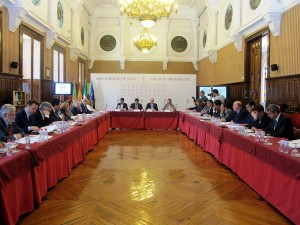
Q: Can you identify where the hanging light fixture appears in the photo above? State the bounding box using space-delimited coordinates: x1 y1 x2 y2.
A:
120 0 178 28
133 28 157 54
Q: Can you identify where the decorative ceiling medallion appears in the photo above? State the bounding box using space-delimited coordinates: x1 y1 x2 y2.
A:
100 35 116 52
250 0 261 10
32 0 41 6
203 30 207 48
57 1 64 27
171 36 187 53
225 4 233 30
81 27 84 46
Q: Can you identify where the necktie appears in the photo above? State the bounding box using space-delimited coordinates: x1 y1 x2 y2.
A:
274 120 278 131
7 124 13 136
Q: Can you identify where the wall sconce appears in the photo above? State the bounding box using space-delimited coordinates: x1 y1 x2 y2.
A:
10 61 18 69
270 64 278 71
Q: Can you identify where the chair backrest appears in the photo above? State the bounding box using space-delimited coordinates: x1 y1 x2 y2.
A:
284 113 300 128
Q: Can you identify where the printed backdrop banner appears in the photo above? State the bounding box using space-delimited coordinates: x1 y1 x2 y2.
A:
90 73 196 111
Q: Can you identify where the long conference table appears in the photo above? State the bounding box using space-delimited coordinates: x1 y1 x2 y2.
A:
1 111 299 225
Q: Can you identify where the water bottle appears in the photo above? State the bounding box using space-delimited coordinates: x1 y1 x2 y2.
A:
39 128 44 142
279 140 284 152
6 139 13 156
25 134 31 149
44 128 48 141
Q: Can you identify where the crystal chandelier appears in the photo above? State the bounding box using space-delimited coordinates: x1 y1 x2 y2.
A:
133 28 158 54
120 0 177 28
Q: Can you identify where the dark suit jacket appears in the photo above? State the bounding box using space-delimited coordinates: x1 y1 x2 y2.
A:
130 103 143 110
116 103 128 110
31 110 52 128
264 114 294 140
50 109 62 123
233 108 248 124
224 109 234 122
252 113 271 130
145 103 158 111
212 109 221 117
15 108 35 133
80 103 92 114
71 106 81 116
202 106 213 115
0 117 25 142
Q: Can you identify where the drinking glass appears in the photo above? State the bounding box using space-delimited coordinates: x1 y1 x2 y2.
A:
254 130 260 141
259 131 265 142
12 139 21 153
291 143 300 157
264 134 273 145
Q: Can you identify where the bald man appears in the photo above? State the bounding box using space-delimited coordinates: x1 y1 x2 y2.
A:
145 98 158 111
232 101 248 124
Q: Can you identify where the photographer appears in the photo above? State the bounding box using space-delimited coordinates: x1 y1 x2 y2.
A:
210 89 225 103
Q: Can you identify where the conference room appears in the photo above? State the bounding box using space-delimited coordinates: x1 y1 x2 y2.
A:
0 0 300 225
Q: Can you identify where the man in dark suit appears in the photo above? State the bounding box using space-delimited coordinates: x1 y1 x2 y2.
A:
31 101 53 128
15 99 40 134
116 98 128 110
130 98 143 110
264 104 294 140
50 98 62 122
212 100 222 117
232 101 248 124
251 104 271 130
202 100 213 116
145 98 158 111
80 98 92 114
0 104 25 142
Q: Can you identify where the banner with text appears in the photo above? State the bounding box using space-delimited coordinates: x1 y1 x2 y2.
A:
90 73 196 111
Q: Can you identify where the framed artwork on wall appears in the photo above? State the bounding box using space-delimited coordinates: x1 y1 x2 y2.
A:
45 67 51 80
13 91 26 106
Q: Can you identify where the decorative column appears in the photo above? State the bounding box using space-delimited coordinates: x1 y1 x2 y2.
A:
46 0 58 49
119 16 126 70
206 0 219 63
191 18 199 71
162 19 169 70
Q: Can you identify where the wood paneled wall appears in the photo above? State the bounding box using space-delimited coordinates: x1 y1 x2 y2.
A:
91 61 196 75
0 73 22 106
270 4 300 77
266 75 300 112
197 43 244 86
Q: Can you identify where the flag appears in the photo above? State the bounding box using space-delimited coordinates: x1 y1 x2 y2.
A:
90 82 94 101
83 82 87 98
72 81 77 101
77 83 83 102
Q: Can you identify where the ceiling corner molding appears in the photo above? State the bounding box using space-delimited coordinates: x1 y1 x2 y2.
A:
88 58 95 70
45 30 57 49
263 12 282 37
70 47 79 61
6 6 28 32
208 50 217 64
232 33 243 52
120 56 125 70
192 61 198 71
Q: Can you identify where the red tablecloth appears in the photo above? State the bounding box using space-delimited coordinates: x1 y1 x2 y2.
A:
110 111 144 129
0 112 110 225
110 111 178 129
179 112 300 224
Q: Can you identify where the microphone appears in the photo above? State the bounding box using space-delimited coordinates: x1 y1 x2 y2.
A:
164 99 166 104
140 98 143 103
187 99 189 104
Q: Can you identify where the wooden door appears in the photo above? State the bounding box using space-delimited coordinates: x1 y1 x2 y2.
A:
249 39 261 104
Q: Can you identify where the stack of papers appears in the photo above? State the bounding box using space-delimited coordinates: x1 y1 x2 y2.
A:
18 135 53 144
288 139 300 148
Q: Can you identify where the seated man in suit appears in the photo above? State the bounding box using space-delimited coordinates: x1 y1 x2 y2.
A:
0 104 25 142
212 100 222 117
251 104 271 130
264 104 294 140
31 101 53 127
50 98 62 122
116 98 128 110
15 99 40 134
80 98 93 114
130 98 143 110
232 101 248 124
145 98 158 111
240 101 255 126
188 99 204 112
220 102 234 122
202 100 213 116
